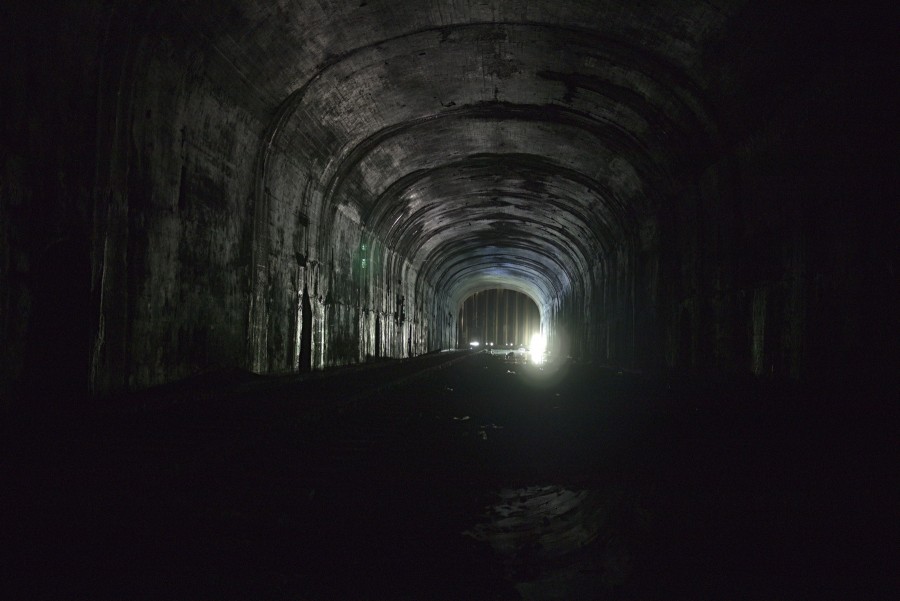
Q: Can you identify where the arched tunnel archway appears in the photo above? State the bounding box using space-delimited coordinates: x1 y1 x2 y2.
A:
1 3 893 599
0 1 890 400
241 20 676 375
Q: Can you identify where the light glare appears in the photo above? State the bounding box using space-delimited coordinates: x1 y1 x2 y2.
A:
530 333 546 364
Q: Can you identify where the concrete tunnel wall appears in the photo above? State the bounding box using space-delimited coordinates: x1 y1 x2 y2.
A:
0 1 893 403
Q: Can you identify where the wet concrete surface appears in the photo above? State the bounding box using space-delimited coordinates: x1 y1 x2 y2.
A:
1 353 893 599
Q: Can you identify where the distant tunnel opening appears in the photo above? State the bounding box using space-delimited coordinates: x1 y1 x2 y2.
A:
457 289 540 349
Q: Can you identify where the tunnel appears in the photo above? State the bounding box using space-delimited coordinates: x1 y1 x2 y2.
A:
0 1 894 599
1 1 894 396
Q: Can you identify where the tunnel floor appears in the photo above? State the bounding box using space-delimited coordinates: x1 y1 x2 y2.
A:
2 353 891 600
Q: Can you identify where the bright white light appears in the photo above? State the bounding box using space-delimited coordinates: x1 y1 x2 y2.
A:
530 333 546 365
469 341 480 347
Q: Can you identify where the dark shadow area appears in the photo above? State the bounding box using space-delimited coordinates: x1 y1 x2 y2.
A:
1 353 892 599
19 238 92 409
299 285 313 372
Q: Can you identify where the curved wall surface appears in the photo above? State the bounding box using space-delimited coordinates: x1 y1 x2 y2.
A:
0 1 892 400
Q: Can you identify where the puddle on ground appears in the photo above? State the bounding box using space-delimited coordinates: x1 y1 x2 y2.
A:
464 485 606 559
464 485 630 599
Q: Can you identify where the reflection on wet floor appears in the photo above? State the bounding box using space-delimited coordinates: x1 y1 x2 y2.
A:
465 485 638 599
465 486 604 560
2 352 888 600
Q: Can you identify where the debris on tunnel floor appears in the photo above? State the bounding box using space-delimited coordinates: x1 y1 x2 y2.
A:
1 353 892 599
2 1 895 598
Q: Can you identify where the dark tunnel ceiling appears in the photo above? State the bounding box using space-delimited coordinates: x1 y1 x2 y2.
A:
175 0 744 308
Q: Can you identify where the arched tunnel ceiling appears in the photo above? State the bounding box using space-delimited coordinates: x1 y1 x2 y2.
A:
177 0 746 310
